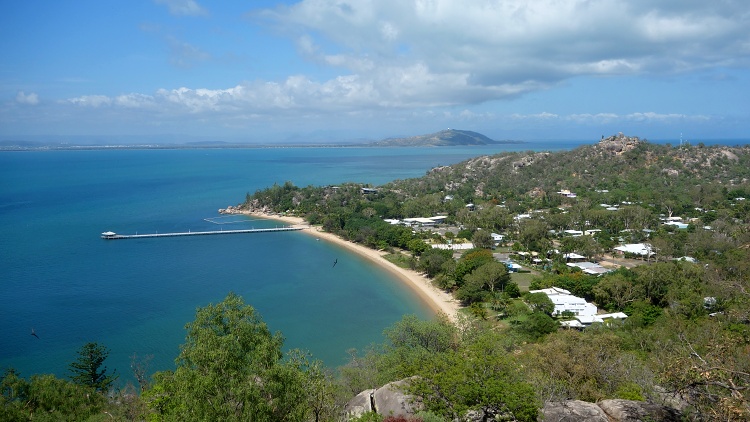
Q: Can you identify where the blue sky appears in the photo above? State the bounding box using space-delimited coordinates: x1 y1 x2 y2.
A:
2 0 749 143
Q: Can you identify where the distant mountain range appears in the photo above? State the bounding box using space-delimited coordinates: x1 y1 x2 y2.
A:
370 129 520 147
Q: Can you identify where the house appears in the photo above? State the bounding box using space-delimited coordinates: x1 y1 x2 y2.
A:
563 229 583 237
529 287 598 317
490 233 504 245
431 242 474 250
563 252 586 261
403 217 436 227
563 312 628 328
505 262 523 272
558 189 577 198
613 243 654 257
567 261 610 275
429 215 447 224
361 187 378 194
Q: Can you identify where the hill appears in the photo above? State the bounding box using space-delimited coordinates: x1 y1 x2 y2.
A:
370 129 514 146
387 133 750 204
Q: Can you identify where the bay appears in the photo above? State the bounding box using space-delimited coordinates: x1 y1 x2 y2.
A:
0 144 553 386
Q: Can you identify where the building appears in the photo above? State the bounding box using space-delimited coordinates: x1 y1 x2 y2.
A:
613 243 654 257
529 287 598 317
567 261 610 275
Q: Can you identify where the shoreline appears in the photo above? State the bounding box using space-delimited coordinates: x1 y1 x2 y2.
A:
238 210 461 324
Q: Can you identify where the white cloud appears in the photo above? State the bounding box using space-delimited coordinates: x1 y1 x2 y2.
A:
15 91 39 105
66 95 112 107
154 0 207 17
258 0 750 107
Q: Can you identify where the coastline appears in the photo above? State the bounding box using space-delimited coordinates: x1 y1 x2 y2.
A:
240 211 461 324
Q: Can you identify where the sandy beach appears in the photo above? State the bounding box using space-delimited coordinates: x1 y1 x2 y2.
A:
240 211 461 324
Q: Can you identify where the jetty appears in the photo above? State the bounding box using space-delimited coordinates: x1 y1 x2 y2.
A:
101 227 302 240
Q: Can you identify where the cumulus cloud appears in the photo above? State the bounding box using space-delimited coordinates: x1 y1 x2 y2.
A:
257 0 749 107
15 91 39 105
154 0 207 16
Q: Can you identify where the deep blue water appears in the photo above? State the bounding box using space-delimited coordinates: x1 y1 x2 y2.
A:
1 144 568 387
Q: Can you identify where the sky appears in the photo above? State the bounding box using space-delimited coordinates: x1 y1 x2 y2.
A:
1 0 749 144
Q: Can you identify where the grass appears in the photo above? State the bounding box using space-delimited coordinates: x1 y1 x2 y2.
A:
383 252 414 269
511 271 538 292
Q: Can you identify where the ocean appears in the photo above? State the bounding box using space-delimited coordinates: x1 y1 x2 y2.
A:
3 138 748 387
2 143 580 387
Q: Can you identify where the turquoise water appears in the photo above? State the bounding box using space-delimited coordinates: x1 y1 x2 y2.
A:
1 145 556 386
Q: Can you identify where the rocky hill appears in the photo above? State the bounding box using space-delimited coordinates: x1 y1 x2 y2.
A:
385 133 750 203
371 129 512 146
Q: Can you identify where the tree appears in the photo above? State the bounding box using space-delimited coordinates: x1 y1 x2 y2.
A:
517 312 559 340
410 331 539 421
471 229 494 249
68 342 118 393
2 370 106 420
472 261 511 294
457 261 512 305
525 292 555 315
146 292 309 421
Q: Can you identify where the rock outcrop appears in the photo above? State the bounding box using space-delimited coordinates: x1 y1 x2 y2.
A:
343 378 422 420
596 132 642 156
540 399 683 422
344 379 684 421
540 400 610 421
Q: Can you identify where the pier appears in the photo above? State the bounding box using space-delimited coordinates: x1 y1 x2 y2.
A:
101 226 302 240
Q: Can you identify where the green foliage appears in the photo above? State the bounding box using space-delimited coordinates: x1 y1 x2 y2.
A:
454 249 494 285
384 314 457 354
145 292 310 421
529 270 599 301
521 330 652 402
516 312 558 340
349 412 383 422
1 370 106 421
68 342 118 393
471 229 494 249
525 292 555 315
410 330 539 421
417 248 453 278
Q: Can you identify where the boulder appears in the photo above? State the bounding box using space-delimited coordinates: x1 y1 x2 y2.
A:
539 400 609 421
342 389 375 420
372 378 423 418
598 399 683 422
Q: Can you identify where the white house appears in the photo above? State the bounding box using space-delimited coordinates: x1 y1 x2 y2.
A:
567 261 610 275
613 243 654 257
567 312 628 327
403 217 437 227
530 287 598 317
